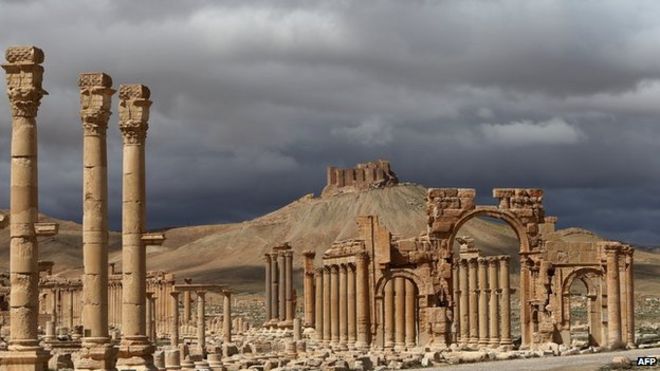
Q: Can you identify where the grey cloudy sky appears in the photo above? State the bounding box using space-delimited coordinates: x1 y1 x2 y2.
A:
1 0 660 245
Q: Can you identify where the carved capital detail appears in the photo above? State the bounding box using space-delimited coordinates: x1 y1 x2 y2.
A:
79 73 115 136
3 46 47 118
118 84 151 145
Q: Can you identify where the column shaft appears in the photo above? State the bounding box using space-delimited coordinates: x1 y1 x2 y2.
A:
278 253 286 322
223 292 232 343
347 264 356 347
323 267 331 343
285 251 293 323
355 254 370 349
3 46 47 356
315 270 324 341
270 255 278 321
197 292 206 356
459 259 469 344
384 279 394 349
170 292 179 346
606 246 623 349
488 259 500 347
625 251 635 347
79 72 114 344
468 258 478 346
264 254 272 325
405 279 416 347
478 258 489 346
183 291 191 325
339 265 348 348
499 257 512 347
394 277 405 348
330 265 339 345
303 251 316 327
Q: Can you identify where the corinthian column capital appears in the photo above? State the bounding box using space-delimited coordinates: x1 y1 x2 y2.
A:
3 46 47 118
118 84 151 144
79 72 115 135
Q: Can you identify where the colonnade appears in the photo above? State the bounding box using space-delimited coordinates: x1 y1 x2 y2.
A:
313 253 371 349
39 286 83 330
453 256 512 348
264 244 294 327
381 277 418 350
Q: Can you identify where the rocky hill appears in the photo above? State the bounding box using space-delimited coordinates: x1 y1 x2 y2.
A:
1 184 659 295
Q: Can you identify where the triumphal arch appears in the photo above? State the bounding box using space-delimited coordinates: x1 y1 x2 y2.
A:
301 182 635 350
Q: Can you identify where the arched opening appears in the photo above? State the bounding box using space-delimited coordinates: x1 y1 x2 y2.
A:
379 275 419 350
449 212 524 348
568 278 589 346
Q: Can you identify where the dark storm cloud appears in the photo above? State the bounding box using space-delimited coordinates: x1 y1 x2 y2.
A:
1 0 660 244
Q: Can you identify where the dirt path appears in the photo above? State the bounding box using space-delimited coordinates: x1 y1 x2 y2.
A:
423 347 659 371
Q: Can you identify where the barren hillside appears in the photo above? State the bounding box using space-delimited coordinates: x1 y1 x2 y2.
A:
1 184 659 296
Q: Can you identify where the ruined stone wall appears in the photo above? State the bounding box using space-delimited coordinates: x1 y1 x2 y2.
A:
321 160 398 197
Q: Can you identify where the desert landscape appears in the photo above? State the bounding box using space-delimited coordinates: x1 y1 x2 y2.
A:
2 2 660 370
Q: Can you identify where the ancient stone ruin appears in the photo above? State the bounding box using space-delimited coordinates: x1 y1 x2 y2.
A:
321 160 398 197
0 45 642 371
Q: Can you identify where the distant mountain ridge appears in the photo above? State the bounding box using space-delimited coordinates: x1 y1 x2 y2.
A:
1 184 659 295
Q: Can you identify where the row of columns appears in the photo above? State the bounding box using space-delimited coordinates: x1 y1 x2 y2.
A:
313 253 371 349
382 277 417 349
264 247 294 327
453 256 512 348
40 287 82 330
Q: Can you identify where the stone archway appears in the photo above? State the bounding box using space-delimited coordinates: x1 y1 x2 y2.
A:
375 272 421 349
559 267 604 346
426 188 545 348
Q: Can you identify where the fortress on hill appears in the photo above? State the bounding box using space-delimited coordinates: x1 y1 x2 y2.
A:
322 160 399 197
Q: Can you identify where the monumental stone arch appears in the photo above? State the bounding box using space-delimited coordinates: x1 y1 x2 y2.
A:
427 187 545 348
374 269 423 349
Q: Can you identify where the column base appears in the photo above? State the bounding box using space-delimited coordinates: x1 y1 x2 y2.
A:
0 348 51 371
74 340 118 371
116 336 156 371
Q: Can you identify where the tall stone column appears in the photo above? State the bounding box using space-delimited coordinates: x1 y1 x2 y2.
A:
330 265 339 346
314 269 324 340
394 277 405 349
488 258 500 347
285 251 294 325
322 267 331 343
384 279 395 349
404 279 416 347
458 259 469 345
116 84 155 370
264 253 272 326
0 46 50 371
498 256 512 348
519 256 531 348
625 249 635 347
468 257 479 347
302 251 316 327
170 291 179 347
605 245 623 349
223 291 232 344
270 254 279 323
196 291 206 357
452 260 460 344
278 253 286 323
347 264 356 348
355 253 370 349
76 72 117 371
338 264 348 349
478 258 489 346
